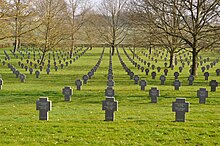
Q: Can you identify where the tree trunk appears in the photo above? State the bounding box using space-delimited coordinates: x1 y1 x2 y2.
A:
40 50 46 65
70 48 73 58
13 39 18 52
89 45 93 50
169 52 174 68
149 45 152 54
70 35 75 58
111 45 115 55
133 47 135 59
191 48 198 76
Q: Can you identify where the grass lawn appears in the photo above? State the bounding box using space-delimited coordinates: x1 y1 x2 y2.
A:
0 47 219 145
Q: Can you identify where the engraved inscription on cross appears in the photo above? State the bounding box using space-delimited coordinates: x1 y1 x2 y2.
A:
102 97 118 121
172 98 189 122
36 97 52 120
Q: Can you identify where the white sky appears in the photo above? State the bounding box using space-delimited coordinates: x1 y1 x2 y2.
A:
91 0 102 4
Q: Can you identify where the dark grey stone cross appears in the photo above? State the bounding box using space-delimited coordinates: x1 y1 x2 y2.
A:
36 97 52 120
172 98 189 122
62 86 73 101
102 97 118 121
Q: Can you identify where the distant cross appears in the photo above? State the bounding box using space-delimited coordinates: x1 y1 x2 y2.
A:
105 87 115 97
197 88 208 104
173 80 181 90
75 79 82 90
139 80 147 90
62 86 73 101
149 87 160 103
160 75 166 85
209 80 218 92
188 75 194 85
82 75 89 84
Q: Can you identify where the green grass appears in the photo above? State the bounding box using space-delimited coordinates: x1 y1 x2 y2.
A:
0 47 220 145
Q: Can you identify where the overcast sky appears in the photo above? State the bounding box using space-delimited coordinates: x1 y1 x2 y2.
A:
91 0 102 4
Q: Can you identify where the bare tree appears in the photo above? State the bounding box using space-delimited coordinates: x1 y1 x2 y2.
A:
10 0 41 52
0 0 11 41
97 0 128 55
66 0 92 58
133 0 220 75
35 0 67 64
131 0 184 67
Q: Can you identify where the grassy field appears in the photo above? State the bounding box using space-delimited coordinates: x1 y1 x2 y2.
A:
0 47 220 146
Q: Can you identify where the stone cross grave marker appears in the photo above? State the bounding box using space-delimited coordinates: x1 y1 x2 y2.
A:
20 74 26 82
206 65 210 70
36 97 52 120
145 69 149 75
29 68 33 74
151 72 156 79
129 71 134 79
160 75 166 85
151 65 155 70
197 88 208 104
188 75 194 85
164 62 168 67
62 86 73 101
60 64 64 69
173 80 181 90
15 70 20 78
149 87 160 103
0 78 3 90
39 66 43 71
139 66 143 72
24 65 28 71
75 79 82 90
12 67 16 74
157 67 161 72
82 75 89 84
46 68 50 75
179 66 183 73
174 72 179 80
204 72 209 80
88 71 94 79
171 65 174 70
209 80 218 92
108 74 114 80
200 61 203 66
2 61 5 66
34 63 37 69
105 87 115 97
35 70 40 78
139 80 147 91
102 97 118 121
172 98 189 122
164 69 168 76
55 66 58 71
216 69 220 76
107 80 114 87
134 75 139 84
